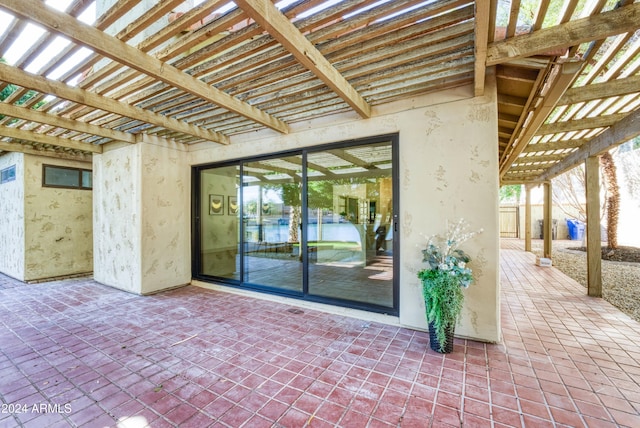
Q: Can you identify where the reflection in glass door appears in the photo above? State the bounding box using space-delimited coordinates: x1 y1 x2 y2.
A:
242 156 303 292
199 165 240 280
306 142 395 309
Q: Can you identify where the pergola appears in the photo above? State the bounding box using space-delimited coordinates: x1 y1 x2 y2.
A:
1 0 639 295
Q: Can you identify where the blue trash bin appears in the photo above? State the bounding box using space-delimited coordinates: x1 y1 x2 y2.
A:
566 219 585 240
576 221 585 240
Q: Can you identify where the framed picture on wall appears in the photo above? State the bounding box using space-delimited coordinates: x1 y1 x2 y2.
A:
209 194 223 215
228 196 238 215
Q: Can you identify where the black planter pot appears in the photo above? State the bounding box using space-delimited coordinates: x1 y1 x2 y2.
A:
428 321 455 353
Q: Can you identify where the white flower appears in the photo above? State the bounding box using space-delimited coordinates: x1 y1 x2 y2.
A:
438 263 450 271
458 261 466 269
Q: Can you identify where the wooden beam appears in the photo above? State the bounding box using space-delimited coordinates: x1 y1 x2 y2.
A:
522 138 588 152
558 75 640 105
524 184 532 252
508 163 553 172
538 109 640 180
513 153 568 164
0 126 102 153
543 181 552 259
137 0 229 52
95 0 143 30
0 63 229 145
474 0 490 96
585 155 602 297
234 0 371 119
500 61 583 177
0 103 136 144
535 112 627 136
2 0 289 135
0 140 92 160
486 3 640 66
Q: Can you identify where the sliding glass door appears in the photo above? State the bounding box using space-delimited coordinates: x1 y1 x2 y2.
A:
306 142 394 308
242 156 303 292
198 165 240 280
193 135 398 315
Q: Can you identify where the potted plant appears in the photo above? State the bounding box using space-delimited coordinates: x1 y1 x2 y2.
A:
417 219 482 353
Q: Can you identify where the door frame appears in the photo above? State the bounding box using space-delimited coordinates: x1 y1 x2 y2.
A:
192 134 400 315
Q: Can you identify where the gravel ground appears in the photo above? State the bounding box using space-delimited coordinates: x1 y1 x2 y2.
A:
531 241 640 323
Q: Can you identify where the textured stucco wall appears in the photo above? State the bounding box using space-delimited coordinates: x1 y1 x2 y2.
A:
23 156 93 281
93 138 191 294
139 138 191 294
0 152 25 280
93 142 141 293
395 83 500 342
188 78 500 343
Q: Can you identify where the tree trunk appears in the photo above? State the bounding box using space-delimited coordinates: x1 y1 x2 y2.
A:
600 151 619 249
288 205 301 243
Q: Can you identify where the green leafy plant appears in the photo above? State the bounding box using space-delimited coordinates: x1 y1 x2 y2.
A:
417 219 482 352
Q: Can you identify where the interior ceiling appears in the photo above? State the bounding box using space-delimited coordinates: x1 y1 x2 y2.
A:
0 0 639 185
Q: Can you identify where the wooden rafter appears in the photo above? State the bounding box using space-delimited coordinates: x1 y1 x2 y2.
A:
0 103 136 144
486 3 640 66
499 61 583 177
1 0 289 136
558 75 640 106
234 0 371 119
0 140 92 160
474 0 490 96
0 63 229 145
535 112 628 136
538 109 640 180
0 126 102 153
522 138 589 153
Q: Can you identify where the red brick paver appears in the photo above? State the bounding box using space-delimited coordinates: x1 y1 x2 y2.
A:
1 240 639 427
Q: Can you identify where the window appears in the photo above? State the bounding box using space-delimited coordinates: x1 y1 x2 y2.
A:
0 165 16 184
43 165 92 189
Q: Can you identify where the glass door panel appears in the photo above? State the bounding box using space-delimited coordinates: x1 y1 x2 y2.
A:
306 142 394 308
199 165 240 280
242 156 303 292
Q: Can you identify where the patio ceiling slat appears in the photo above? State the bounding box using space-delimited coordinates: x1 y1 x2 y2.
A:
486 3 640 66
235 0 371 119
0 124 102 153
0 0 637 179
0 102 135 144
539 109 640 180
559 76 640 106
0 62 229 144
2 0 291 139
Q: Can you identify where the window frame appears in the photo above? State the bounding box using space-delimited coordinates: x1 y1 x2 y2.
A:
42 164 92 190
0 165 16 184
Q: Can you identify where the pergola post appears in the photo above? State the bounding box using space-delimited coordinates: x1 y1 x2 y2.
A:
543 181 552 259
524 184 532 252
585 156 602 297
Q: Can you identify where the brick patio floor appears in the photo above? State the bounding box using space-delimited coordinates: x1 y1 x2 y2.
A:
1 240 639 427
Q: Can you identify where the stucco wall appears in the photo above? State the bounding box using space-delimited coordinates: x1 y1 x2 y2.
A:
93 142 141 293
188 78 500 343
90 78 500 343
93 138 191 294
397 89 500 342
23 155 93 281
0 152 25 280
138 138 191 294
